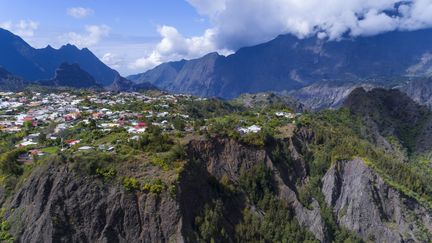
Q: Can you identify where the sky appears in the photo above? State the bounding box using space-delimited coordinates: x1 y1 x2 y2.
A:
1 0 432 75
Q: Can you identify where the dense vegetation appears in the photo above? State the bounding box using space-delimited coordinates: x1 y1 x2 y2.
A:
299 109 432 208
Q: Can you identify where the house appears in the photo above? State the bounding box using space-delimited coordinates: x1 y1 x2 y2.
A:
127 121 147 134
129 135 140 141
238 125 262 134
25 133 40 142
127 126 146 134
134 122 147 129
78 146 93 151
28 149 45 156
98 144 115 151
100 123 120 128
2 126 21 133
65 139 80 146
92 112 104 119
55 123 69 133
275 112 296 119
64 112 80 121
15 140 37 147
157 112 169 118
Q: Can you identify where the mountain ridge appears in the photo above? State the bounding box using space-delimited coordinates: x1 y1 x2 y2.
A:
0 28 119 86
129 29 432 99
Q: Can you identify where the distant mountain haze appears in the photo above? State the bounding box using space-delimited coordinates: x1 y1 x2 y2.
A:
129 29 432 99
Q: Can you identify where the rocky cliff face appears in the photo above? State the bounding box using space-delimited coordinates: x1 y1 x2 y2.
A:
399 78 432 110
291 82 378 110
290 78 432 111
323 159 432 242
2 129 431 242
4 163 183 243
185 135 326 241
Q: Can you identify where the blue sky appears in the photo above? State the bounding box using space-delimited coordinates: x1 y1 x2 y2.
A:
0 0 209 37
1 0 432 75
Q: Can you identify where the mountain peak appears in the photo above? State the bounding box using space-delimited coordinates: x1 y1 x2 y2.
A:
59 44 80 51
0 31 120 86
36 62 99 88
44 44 55 50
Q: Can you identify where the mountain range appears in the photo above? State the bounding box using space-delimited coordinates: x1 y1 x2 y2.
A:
2 26 432 108
129 29 432 99
0 28 119 86
0 28 157 92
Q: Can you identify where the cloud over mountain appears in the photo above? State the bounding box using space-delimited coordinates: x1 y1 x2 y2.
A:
131 0 432 72
61 25 110 47
0 20 38 37
129 25 231 70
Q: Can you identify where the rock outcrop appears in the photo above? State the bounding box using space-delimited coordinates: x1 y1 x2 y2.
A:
399 78 432 110
37 63 100 88
322 159 432 243
5 163 183 243
187 135 327 242
291 82 378 110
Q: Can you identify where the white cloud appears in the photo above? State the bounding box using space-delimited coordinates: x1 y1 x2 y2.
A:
67 7 94 19
101 52 123 69
131 0 432 72
129 25 231 70
61 25 110 47
0 20 39 37
130 52 163 71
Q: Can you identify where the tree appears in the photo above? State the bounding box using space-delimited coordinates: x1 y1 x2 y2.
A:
38 132 47 145
172 117 186 131
23 121 33 132
0 148 25 176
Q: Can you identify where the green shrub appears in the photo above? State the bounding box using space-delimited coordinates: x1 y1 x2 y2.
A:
142 179 166 194
95 167 116 180
0 208 13 242
151 156 169 171
0 148 27 176
123 177 140 191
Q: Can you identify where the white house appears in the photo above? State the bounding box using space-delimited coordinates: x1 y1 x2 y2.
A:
238 125 262 134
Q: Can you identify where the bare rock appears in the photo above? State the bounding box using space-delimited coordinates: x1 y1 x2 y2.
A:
322 159 432 243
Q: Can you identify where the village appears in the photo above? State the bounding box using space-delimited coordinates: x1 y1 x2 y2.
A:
0 90 300 164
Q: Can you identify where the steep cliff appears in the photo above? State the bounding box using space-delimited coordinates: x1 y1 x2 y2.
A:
323 159 432 242
3 163 183 243
2 127 430 242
